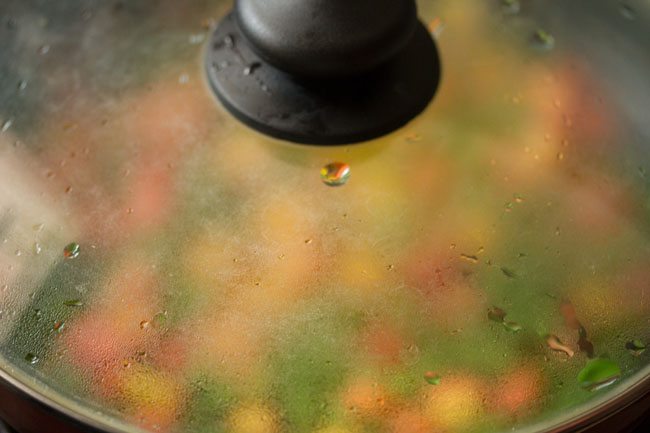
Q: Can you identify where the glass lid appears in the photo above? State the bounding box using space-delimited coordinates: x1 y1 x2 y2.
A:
1 1 649 432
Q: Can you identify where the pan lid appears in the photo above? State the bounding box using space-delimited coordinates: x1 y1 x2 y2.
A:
0 1 649 433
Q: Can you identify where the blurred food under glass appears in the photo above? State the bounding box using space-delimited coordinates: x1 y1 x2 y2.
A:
0 0 649 432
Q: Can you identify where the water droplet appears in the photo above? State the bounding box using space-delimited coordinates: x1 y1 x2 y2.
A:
17 80 27 91
38 44 50 55
25 353 39 364
14 249 22 257
54 321 65 332
1 119 13 132
488 307 507 323
321 162 351 187
424 371 442 385
400 344 420 366
33 243 42 255
152 311 168 329
620 3 637 20
532 29 555 52
428 18 445 38
216 34 235 50
386 264 394 271
501 0 520 14
178 73 190 84
503 321 523 333
578 326 595 358
514 194 525 203
63 299 83 307
504 202 514 212
140 320 151 330
304 239 313 244
460 253 479 264
488 307 522 332
63 242 80 259
214 60 230 72
405 133 422 142
557 152 565 161
201 18 217 31
501 267 517 279
626 340 646 356
546 334 575 357
243 62 262 76
189 33 205 44
577 358 621 391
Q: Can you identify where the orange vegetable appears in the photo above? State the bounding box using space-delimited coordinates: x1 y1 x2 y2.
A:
389 409 437 433
342 377 390 417
489 365 545 416
63 261 162 388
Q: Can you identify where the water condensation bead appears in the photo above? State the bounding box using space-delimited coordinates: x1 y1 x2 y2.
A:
620 3 637 20
488 307 507 323
460 253 479 263
53 321 65 333
532 29 556 52
25 353 39 365
577 358 621 391
626 340 646 356
546 335 575 357
501 267 517 279
63 242 80 259
320 162 351 187
63 299 83 307
424 371 442 385
501 0 521 14
1 119 12 133
503 321 523 333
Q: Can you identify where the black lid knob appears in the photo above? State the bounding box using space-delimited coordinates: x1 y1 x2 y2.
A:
236 0 418 79
205 0 441 144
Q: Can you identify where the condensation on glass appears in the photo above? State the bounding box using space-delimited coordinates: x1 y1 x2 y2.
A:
0 1 649 433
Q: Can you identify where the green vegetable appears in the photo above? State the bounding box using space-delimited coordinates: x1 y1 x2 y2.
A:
578 358 621 391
